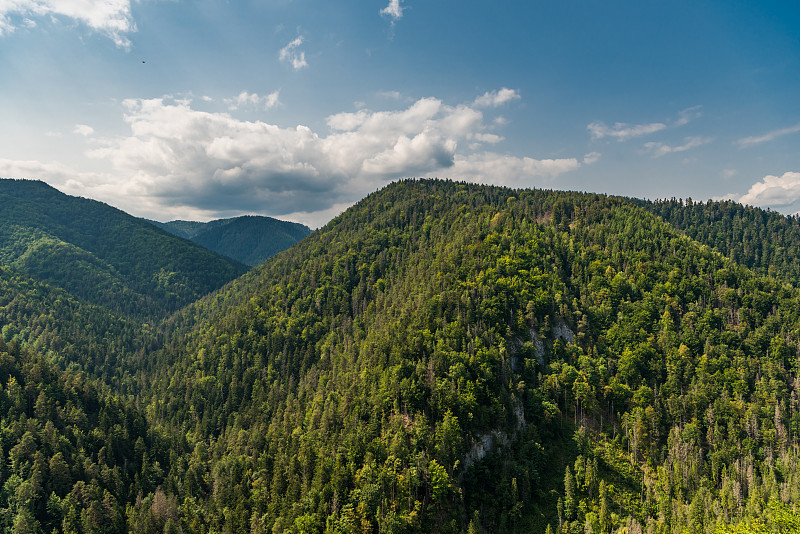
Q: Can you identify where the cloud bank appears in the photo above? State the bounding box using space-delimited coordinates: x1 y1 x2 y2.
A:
68 91 580 223
736 172 800 208
0 0 136 48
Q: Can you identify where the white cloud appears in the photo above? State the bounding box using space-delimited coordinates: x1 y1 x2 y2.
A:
380 0 404 20
225 90 280 111
0 157 78 182
279 36 308 70
474 88 520 108
75 91 580 224
588 107 702 142
471 133 503 144
0 0 137 48
439 153 580 186
736 122 800 148
583 152 601 165
736 172 800 208
643 136 713 158
73 124 94 136
587 121 667 141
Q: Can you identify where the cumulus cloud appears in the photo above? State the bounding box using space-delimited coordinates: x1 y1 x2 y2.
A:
587 121 667 142
225 91 280 111
0 158 79 182
736 122 800 148
279 36 308 70
380 0 404 20
77 91 579 223
432 153 580 187
73 124 94 136
643 136 713 158
0 0 136 48
474 88 520 108
736 172 800 208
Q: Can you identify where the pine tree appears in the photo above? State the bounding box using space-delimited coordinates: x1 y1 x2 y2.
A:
564 466 576 521
599 480 610 533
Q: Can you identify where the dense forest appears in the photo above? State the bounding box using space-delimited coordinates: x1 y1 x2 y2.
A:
0 179 247 320
3 178 800 532
640 198 800 286
152 216 311 267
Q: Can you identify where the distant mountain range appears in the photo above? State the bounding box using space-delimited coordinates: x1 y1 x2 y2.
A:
151 215 311 266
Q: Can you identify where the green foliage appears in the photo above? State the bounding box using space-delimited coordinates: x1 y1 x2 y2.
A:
132 180 800 532
0 340 169 533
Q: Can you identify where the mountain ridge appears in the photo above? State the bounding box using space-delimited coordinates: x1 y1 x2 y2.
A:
0 178 248 320
151 215 311 266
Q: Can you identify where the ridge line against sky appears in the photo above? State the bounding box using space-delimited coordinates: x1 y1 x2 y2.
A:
0 0 798 227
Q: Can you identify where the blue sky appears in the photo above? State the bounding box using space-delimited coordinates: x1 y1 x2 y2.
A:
0 0 798 227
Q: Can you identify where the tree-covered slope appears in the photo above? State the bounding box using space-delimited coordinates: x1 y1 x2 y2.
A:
640 198 800 286
0 339 176 534
0 265 159 389
153 215 311 266
0 179 248 319
133 179 800 533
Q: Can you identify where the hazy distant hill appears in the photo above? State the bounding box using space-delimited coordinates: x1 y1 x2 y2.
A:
0 179 247 319
152 215 311 266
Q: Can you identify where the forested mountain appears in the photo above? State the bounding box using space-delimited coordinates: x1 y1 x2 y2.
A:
640 198 800 286
0 179 247 319
3 178 800 533
131 180 800 533
152 216 311 266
